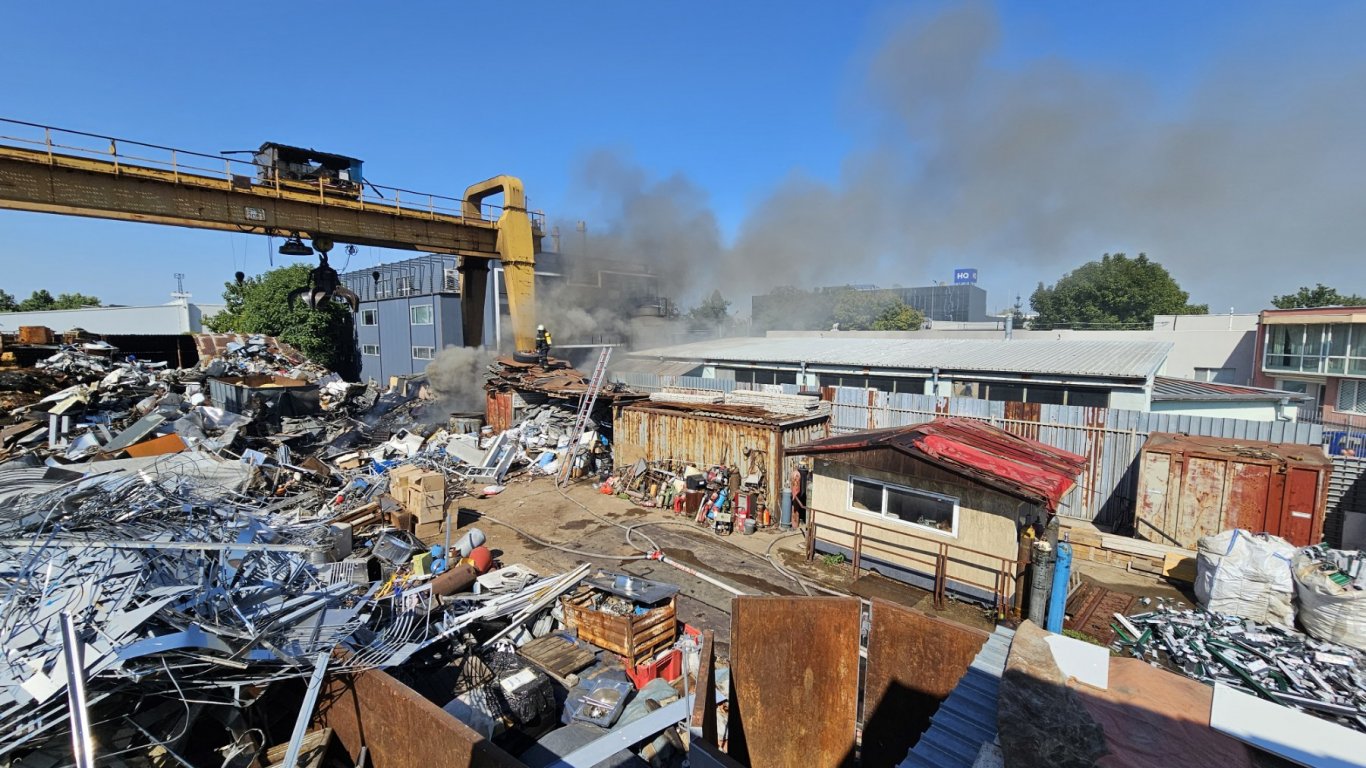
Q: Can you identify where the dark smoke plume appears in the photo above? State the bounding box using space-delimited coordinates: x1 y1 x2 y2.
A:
560 2 1366 317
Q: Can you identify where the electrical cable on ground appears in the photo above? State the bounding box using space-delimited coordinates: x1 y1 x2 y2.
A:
477 479 849 599
474 512 651 562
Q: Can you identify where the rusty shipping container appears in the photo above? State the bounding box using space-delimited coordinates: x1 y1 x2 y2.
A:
1135 432 1333 548
612 403 829 510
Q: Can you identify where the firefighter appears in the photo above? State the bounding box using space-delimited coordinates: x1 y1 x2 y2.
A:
535 324 552 367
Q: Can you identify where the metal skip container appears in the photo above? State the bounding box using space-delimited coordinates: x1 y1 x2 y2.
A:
1134 432 1333 549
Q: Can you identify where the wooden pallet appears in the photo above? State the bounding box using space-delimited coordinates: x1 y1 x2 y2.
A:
518 633 596 678
1064 580 1138 645
561 588 677 666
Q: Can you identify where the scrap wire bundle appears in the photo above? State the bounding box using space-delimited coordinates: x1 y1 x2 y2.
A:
0 469 433 759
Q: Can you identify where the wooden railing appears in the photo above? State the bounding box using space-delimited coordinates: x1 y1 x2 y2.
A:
806 508 1024 617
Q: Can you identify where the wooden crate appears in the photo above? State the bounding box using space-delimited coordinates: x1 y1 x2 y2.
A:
560 587 677 665
17 326 53 345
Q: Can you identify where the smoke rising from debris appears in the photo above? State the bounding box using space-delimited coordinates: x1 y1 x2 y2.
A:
564 3 1366 315
555 150 724 301
425 347 499 413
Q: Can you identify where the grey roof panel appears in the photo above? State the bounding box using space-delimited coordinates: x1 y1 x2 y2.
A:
629 337 1172 380
1152 376 1314 402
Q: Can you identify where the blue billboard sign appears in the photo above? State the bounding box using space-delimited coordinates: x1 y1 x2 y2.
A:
953 268 978 285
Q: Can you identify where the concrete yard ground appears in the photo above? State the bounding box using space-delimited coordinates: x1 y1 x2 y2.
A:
420 475 1000 654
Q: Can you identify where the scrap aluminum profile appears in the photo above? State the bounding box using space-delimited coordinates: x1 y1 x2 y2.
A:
0 475 434 759
1120 607 1366 732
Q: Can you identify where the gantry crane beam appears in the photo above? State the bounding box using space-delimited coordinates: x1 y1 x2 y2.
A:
0 140 539 351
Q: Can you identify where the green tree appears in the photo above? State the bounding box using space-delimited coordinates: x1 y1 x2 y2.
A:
206 264 358 377
1271 283 1366 309
0 289 100 311
687 290 733 330
17 290 56 311
832 290 924 331
52 293 102 309
1030 253 1207 329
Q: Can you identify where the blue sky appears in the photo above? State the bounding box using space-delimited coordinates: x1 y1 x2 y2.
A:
2 1 1362 314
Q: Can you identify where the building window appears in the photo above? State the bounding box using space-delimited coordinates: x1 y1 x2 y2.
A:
410 305 433 325
361 344 380 356
1339 380 1366 415
412 346 435 360
359 309 377 326
396 275 414 296
1265 323 1366 376
848 475 958 536
1195 367 1236 383
443 267 459 293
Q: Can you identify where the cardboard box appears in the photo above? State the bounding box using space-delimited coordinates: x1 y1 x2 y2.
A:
388 510 415 533
412 471 445 494
388 464 423 492
415 519 445 541
405 487 445 524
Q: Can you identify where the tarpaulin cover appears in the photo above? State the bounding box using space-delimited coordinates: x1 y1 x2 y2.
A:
789 417 1086 511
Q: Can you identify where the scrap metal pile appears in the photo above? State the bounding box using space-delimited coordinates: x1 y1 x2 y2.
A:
0 467 412 759
0 335 708 766
1117 607 1366 731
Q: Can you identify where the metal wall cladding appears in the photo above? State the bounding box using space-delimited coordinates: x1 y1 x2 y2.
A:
613 405 828 506
1134 434 1332 548
602 380 1329 532
826 387 1324 531
485 391 514 433
610 371 739 394
1327 456 1366 546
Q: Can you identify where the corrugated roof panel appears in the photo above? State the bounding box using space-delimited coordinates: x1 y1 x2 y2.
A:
629 337 1171 380
1152 376 1313 402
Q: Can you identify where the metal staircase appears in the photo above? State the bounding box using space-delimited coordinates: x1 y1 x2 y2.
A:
897 624 1014 768
556 347 612 485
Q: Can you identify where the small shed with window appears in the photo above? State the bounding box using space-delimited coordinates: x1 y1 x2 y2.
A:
789 418 1086 604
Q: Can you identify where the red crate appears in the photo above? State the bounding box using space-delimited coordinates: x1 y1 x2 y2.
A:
625 648 683 689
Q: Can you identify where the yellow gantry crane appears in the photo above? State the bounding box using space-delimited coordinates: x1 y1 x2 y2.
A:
0 118 541 353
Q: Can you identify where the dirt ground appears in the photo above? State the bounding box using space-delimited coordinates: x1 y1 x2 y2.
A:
1074 559 1197 609
421 475 1011 650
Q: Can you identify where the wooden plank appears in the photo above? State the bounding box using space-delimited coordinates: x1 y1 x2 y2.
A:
1163 552 1199 583
265 727 332 767
1099 533 1193 559
729 596 861 768
518 634 595 677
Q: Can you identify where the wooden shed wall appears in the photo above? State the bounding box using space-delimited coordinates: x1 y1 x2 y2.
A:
809 450 1032 594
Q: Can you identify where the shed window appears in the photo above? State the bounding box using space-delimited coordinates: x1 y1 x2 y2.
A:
410 305 433 325
848 475 959 537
